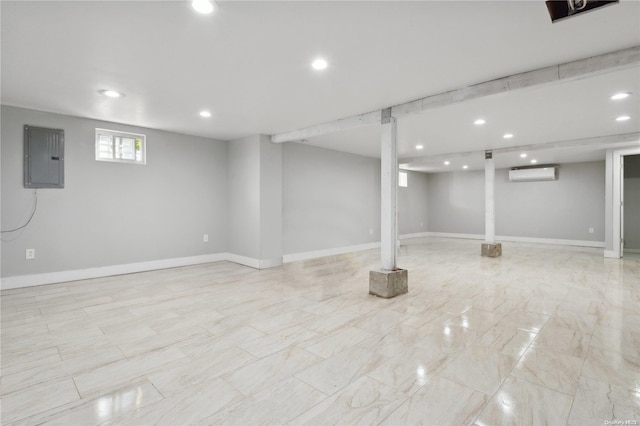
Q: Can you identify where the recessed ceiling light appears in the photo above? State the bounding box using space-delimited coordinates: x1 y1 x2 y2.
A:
311 58 328 70
503 133 514 139
416 145 424 150
444 161 450 166
192 0 215 14
462 165 468 169
530 159 537 164
199 111 212 118
474 119 486 125
616 115 631 122
520 153 527 158
99 89 124 98
611 92 631 100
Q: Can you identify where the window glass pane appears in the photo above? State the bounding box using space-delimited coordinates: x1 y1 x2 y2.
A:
98 135 113 159
399 171 408 187
120 137 136 160
135 139 143 162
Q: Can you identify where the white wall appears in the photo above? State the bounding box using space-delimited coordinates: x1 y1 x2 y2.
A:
399 170 429 235
259 135 283 261
1 106 228 278
226 134 283 264
427 161 606 242
624 154 640 250
282 143 381 255
282 143 429 255
227 135 261 259
495 161 605 241
427 170 484 235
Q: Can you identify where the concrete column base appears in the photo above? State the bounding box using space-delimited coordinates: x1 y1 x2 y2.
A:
481 242 502 258
369 269 408 298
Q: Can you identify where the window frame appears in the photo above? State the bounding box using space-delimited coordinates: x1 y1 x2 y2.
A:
95 128 146 165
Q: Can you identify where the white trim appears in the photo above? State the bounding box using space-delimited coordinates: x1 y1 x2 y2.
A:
427 232 484 240
414 232 605 248
611 146 640 259
604 250 618 258
496 235 604 248
225 253 261 269
1 233 611 290
1 252 286 290
624 249 640 254
283 242 381 263
1 253 227 290
259 258 283 269
399 232 430 240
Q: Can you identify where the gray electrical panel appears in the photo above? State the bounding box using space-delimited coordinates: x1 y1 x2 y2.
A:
24 125 65 189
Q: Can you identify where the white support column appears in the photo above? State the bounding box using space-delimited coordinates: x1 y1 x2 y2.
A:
369 108 407 298
481 150 501 257
485 151 495 244
380 109 397 270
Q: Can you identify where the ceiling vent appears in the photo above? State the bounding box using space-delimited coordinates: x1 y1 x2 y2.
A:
509 166 558 182
546 0 618 23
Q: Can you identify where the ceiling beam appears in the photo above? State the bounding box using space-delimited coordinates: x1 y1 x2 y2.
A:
271 46 640 143
399 132 640 166
270 110 381 143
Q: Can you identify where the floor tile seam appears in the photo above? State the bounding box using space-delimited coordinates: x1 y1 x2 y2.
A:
509 372 578 399
367 380 417 426
301 337 369 360
466 363 521 426
1 359 91 396
563 330 596 425
73 371 155 401
584 341 640 367
72 345 188 381
0 352 64 375
1 381 79 426
59 354 131 382
282 376 358 425
432 371 494 401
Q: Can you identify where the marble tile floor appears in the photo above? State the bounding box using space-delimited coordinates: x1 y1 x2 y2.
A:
1 237 639 425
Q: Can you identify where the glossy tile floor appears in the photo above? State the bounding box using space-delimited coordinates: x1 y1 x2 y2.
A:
2 237 639 425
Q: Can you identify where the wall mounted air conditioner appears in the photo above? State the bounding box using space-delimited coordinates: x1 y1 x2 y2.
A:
509 166 558 182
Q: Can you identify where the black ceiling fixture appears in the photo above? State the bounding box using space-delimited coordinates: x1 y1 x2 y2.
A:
546 0 619 23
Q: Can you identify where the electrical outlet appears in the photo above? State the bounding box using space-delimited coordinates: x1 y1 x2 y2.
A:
420 222 424 228
203 234 209 242
369 228 374 236
26 249 35 260
588 227 594 234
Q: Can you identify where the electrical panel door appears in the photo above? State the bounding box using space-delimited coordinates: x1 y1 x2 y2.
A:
24 125 65 188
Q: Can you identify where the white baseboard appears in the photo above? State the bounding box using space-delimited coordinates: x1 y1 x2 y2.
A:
225 253 283 269
426 232 484 240
421 232 605 248
283 242 381 263
1 252 286 290
624 248 640 254
1 233 610 290
399 232 430 240
495 235 605 248
604 250 619 258
259 257 284 269
1 253 227 290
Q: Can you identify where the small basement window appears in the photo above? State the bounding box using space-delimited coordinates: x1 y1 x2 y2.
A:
95 128 146 164
399 171 408 187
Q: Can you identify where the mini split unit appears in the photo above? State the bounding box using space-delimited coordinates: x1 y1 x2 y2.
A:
509 166 558 182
